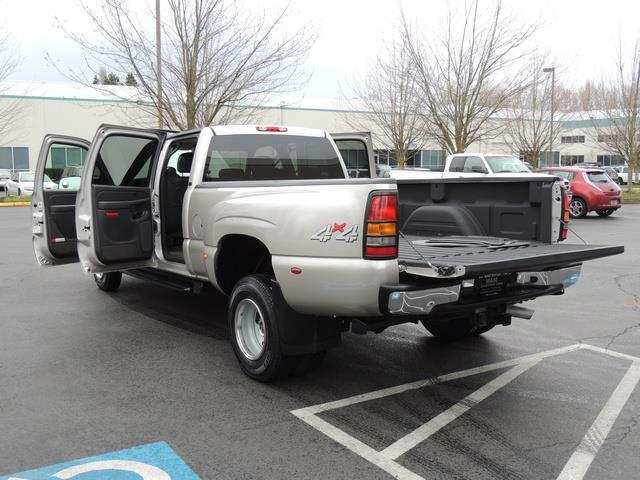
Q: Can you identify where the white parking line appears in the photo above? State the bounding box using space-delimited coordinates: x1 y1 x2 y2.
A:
291 344 640 480
380 358 541 460
557 361 640 480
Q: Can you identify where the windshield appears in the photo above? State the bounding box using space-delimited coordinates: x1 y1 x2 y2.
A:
20 172 35 182
485 156 529 173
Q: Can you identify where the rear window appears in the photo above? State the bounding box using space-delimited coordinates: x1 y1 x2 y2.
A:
544 170 574 180
586 171 610 183
203 134 345 182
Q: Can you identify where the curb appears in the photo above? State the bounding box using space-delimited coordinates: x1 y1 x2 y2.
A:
0 202 31 207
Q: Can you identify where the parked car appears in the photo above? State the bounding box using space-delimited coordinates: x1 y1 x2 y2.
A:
538 167 622 218
5 171 57 196
0 169 11 192
613 166 639 185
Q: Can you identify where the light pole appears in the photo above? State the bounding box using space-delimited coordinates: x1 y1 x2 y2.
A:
156 0 163 129
543 67 555 166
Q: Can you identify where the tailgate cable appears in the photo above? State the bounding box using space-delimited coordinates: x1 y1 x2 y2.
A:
398 231 459 277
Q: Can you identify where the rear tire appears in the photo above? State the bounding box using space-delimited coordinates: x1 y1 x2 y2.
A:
228 275 298 382
596 209 615 217
93 272 122 292
569 197 588 218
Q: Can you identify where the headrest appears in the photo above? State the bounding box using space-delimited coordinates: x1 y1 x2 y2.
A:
177 152 194 173
219 168 245 180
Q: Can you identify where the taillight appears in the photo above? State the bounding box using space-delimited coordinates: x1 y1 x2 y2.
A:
256 126 288 132
560 189 570 241
364 192 398 259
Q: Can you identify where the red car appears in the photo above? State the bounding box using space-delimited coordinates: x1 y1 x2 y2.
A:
538 167 622 218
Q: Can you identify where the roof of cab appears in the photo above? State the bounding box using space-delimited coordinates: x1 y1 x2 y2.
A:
211 125 327 137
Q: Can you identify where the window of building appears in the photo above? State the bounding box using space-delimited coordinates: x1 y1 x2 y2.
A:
596 154 625 166
0 147 29 171
597 134 617 143
49 146 88 169
420 150 445 170
560 136 585 144
560 155 584 165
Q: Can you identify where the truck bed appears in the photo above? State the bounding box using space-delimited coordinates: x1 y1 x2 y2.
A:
398 234 624 278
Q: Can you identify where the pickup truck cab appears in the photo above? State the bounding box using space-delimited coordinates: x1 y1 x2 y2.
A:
390 153 530 179
31 125 623 381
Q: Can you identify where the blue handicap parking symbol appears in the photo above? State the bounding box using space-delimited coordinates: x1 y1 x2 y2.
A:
0 442 201 480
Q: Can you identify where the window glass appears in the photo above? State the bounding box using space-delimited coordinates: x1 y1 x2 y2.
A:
203 134 344 182
449 157 465 172
93 135 158 186
45 143 89 188
545 170 574 180
13 147 29 170
0 147 11 169
20 172 35 182
485 155 529 173
165 138 197 178
463 156 486 173
587 171 609 183
334 139 369 178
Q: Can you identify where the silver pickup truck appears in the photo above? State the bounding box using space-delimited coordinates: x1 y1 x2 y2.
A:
31 125 623 381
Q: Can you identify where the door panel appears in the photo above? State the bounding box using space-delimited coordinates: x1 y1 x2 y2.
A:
93 186 153 264
32 135 90 266
330 132 376 178
75 125 165 273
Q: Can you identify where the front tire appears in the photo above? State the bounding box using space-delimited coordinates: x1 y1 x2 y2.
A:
596 209 615 217
569 197 588 218
93 272 122 292
228 275 297 382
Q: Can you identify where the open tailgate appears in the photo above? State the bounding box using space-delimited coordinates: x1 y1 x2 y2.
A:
398 235 624 278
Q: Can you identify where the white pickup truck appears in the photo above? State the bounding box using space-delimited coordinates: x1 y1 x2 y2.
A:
31 125 623 381
390 153 531 179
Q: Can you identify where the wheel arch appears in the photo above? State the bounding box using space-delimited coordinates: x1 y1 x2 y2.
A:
215 234 274 295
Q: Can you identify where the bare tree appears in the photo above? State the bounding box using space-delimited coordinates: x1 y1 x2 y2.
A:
502 56 561 167
57 0 314 129
590 38 640 192
343 40 426 169
402 0 538 153
0 22 21 142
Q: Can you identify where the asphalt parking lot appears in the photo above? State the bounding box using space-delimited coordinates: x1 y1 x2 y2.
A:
1 205 639 480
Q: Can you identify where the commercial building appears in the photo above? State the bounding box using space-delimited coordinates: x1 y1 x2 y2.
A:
0 81 629 173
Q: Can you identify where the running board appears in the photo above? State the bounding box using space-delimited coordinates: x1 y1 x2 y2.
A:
125 268 204 293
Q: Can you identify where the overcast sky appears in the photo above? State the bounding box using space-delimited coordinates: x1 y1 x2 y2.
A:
4 0 640 99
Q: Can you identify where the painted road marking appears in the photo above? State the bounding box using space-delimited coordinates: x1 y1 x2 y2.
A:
557 360 640 480
291 343 640 480
0 442 200 480
379 357 541 460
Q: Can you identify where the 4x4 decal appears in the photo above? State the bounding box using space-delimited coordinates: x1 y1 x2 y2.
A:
311 223 359 243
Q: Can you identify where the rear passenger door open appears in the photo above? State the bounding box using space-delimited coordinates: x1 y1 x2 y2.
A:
75 125 166 274
32 135 90 266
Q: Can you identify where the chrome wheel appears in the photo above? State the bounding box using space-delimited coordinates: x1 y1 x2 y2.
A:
569 198 586 218
235 298 266 360
94 273 104 280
